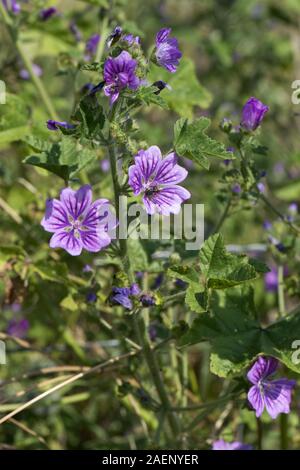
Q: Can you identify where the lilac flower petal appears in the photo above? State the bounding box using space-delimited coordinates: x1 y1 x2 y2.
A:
248 384 265 417
41 198 70 233
113 293 133 309
143 185 190 215
156 28 171 46
155 153 188 185
49 230 83 256
247 356 278 385
60 185 92 219
264 379 296 419
212 439 252 450
80 229 111 252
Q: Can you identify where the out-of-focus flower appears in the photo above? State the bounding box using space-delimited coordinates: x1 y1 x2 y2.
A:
241 97 269 131
257 182 265 193
19 64 43 80
7 318 29 338
123 33 141 45
83 264 93 273
103 51 140 104
263 219 272 230
39 7 57 21
86 292 97 303
2 0 20 14
212 439 252 450
41 185 114 256
46 120 75 131
264 267 278 292
232 183 241 194
128 146 190 215
154 28 182 72
84 33 100 61
247 356 296 419
100 159 110 173
140 294 156 307
69 21 82 42
151 273 164 290
287 203 298 222
110 284 141 310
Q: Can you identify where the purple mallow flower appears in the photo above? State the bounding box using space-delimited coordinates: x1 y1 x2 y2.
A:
212 440 252 450
247 356 296 419
2 0 20 14
46 120 75 131
111 283 141 310
128 146 190 215
264 267 278 292
86 291 97 303
155 28 182 73
103 51 140 104
41 185 114 256
7 318 29 338
241 97 269 131
39 7 57 21
257 182 265 193
84 33 100 61
19 64 43 80
232 183 241 194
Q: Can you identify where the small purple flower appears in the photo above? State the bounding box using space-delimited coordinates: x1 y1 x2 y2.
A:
241 97 269 131
140 294 156 307
212 440 252 450
257 182 265 193
103 51 140 104
264 267 278 292
84 33 100 61
100 159 110 173
70 21 82 42
148 323 158 342
86 292 97 303
155 28 182 73
41 185 114 256
83 264 93 273
123 33 141 45
111 283 140 310
247 356 296 419
7 318 29 338
128 146 190 215
287 203 298 221
2 0 20 14
19 64 43 80
151 273 164 289
263 219 272 230
232 183 241 194
39 7 57 21
46 120 75 131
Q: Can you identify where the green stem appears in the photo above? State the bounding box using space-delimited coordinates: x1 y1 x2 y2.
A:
280 413 288 449
95 16 109 63
0 4 58 120
107 96 181 440
277 265 285 318
133 312 181 439
212 197 232 234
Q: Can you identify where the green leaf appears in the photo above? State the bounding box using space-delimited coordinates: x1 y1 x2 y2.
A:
199 234 257 288
180 287 300 377
167 264 199 285
174 117 233 169
0 94 30 144
185 285 208 313
23 136 96 181
150 58 212 118
134 86 169 109
72 94 105 139
127 239 148 272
